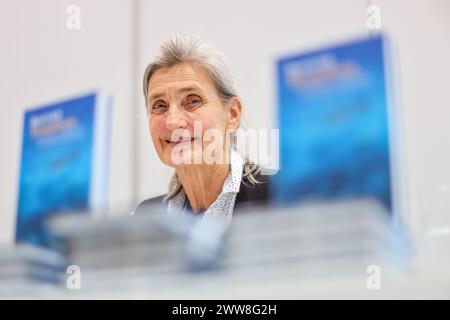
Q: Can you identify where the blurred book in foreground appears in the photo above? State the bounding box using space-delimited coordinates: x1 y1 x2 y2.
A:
274 35 394 212
15 91 112 248
47 204 193 287
42 199 409 294
0 244 66 297
228 198 410 275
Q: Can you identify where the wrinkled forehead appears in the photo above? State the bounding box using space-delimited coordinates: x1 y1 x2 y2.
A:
147 62 215 98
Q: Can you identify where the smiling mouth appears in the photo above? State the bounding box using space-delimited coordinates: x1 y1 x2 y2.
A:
164 137 197 147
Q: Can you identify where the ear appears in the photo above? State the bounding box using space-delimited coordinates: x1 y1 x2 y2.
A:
226 96 242 132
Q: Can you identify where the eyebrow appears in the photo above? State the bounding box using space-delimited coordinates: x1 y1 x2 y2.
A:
148 86 201 102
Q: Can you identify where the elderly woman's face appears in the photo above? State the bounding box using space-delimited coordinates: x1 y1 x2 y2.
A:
147 62 240 168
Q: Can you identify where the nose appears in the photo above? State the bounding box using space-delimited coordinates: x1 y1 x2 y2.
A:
165 105 188 131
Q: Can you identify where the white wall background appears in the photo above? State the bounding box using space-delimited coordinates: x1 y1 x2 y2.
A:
1 0 449 243
375 0 450 231
0 0 135 243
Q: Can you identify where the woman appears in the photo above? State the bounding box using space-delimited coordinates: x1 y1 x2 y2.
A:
135 34 270 221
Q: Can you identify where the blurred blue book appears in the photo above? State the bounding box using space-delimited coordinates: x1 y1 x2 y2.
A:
273 35 392 211
15 92 112 248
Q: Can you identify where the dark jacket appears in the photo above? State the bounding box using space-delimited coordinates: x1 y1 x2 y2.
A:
134 172 271 215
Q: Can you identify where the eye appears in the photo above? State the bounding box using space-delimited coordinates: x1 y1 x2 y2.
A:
150 100 168 114
183 94 203 110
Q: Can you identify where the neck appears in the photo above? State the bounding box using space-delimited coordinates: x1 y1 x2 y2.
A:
176 163 230 213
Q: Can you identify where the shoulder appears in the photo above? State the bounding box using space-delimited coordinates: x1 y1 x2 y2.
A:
134 170 277 214
235 170 274 208
134 194 166 215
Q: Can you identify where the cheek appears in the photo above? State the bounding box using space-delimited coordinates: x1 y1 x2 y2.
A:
196 108 228 134
149 118 164 146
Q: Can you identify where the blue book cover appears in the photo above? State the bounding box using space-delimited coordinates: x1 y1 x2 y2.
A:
273 35 392 211
16 92 112 247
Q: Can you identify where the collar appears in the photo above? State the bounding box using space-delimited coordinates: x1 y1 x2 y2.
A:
222 148 243 194
167 149 243 214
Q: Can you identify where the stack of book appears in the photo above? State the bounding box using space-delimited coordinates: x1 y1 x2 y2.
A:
0 244 66 297
225 198 410 277
47 205 202 291
44 198 410 294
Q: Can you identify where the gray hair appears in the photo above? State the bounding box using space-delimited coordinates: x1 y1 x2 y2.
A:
143 34 236 107
142 34 262 200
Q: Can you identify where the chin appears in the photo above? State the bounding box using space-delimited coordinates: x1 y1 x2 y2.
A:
162 150 203 168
